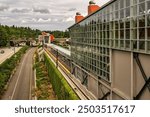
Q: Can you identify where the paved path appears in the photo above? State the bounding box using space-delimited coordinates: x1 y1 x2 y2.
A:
2 48 36 100
0 47 21 64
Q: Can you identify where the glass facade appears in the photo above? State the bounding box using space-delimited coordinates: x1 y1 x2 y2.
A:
69 0 150 81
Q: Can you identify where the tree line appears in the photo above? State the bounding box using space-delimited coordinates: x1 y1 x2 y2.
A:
0 24 70 47
45 30 70 38
0 24 41 46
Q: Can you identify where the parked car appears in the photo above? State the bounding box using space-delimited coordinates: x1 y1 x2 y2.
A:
0 50 5 54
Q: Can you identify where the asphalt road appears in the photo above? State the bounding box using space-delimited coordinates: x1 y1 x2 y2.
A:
2 48 36 100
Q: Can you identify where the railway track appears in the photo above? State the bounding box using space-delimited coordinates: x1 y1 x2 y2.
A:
44 48 95 100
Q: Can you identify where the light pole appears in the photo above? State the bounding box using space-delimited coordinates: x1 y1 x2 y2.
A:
14 41 15 54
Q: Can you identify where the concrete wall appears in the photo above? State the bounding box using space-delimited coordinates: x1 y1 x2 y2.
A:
112 50 132 99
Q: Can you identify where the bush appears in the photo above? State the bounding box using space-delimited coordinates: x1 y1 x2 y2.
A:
44 53 79 100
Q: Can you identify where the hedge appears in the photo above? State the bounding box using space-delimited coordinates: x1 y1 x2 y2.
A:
44 53 79 100
0 46 29 97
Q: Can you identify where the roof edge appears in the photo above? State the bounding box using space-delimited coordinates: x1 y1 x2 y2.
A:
68 0 116 29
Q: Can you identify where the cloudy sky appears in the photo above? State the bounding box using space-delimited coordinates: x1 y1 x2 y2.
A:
0 0 110 31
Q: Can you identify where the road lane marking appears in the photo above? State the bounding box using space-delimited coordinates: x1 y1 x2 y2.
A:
10 49 31 100
29 49 34 100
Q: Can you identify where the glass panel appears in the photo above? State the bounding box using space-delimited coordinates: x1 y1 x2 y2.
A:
115 21 119 29
132 17 137 27
120 9 124 19
120 1 124 9
148 1 150 13
147 28 150 39
139 0 145 3
133 29 137 39
126 29 130 39
115 1 119 10
125 40 130 48
139 41 145 50
120 40 124 47
133 40 138 49
126 0 130 7
138 15 145 27
126 8 130 17
115 30 119 39
115 40 119 47
120 30 124 39
147 15 150 26
139 28 145 39
120 20 124 29
133 0 137 4
133 6 137 17
148 41 150 50
115 11 119 19
111 40 114 47
126 20 130 28
139 3 145 15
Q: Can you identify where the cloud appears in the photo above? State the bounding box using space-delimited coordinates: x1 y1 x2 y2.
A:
21 18 52 24
61 17 74 23
11 8 31 13
37 18 51 23
0 0 111 30
33 8 50 14
68 8 77 11
65 17 74 22
0 4 9 11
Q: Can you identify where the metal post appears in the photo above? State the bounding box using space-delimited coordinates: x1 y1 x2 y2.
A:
56 49 58 68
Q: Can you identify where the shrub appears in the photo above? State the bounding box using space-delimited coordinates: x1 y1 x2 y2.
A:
44 53 79 100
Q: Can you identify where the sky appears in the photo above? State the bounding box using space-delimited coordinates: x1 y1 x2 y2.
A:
0 0 110 31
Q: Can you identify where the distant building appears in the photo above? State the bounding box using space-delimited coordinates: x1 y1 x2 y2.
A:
38 32 55 44
69 0 150 99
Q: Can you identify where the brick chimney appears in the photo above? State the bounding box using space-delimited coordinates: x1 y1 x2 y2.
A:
75 12 84 23
88 0 100 15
